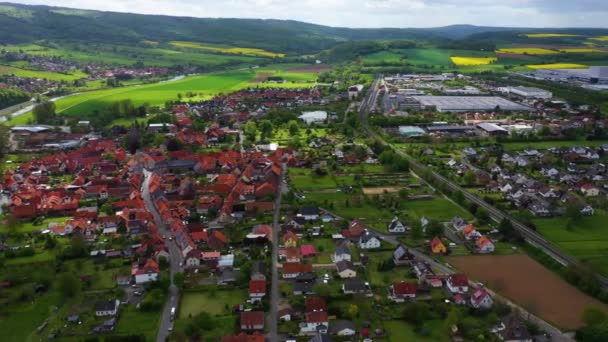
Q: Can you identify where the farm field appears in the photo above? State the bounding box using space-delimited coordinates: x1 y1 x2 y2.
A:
533 212 608 274
0 65 88 81
559 48 602 53
527 63 588 69
496 47 559 55
590 36 608 42
450 56 497 66
169 41 285 58
524 33 582 38
447 255 608 330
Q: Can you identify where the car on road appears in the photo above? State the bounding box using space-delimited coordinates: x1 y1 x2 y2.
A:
133 291 143 296
170 307 176 321
168 324 173 332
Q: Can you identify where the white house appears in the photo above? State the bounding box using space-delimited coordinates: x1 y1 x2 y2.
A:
336 260 357 279
348 85 364 99
329 320 356 336
446 274 469 294
388 217 408 233
359 231 381 249
471 288 493 309
132 259 160 284
95 299 120 317
332 244 352 263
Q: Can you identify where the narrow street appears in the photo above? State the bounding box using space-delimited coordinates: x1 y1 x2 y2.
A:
141 169 184 342
268 163 286 342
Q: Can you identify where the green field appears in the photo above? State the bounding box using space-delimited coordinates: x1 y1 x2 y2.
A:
179 289 246 318
533 211 608 274
384 320 450 342
0 65 88 81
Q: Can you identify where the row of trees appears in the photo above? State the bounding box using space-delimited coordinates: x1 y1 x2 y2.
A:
0 88 30 110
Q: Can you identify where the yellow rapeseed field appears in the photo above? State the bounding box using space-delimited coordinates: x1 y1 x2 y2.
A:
450 56 497 66
169 41 285 58
496 48 558 55
527 63 588 69
524 33 581 38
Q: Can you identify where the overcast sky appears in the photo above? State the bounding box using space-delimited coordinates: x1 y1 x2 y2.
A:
11 0 608 28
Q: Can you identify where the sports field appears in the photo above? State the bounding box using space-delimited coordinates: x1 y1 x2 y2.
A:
448 255 608 330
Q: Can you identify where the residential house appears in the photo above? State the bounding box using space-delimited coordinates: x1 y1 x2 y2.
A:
248 280 266 304
301 245 316 258
185 249 201 268
446 274 469 294
389 281 417 302
300 206 320 221
581 183 600 197
581 205 595 216
293 282 315 295
471 287 493 310
495 313 532 342
342 278 371 296
430 237 447 255
282 263 313 279
283 231 298 247
95 299 120 317
476 236 495 254
300 311 329 334
333 243 351 263
240 311 265 331
329 320 356 336
388 217 408 234
393 244 414 266
222 332 265 342
336 260 357 279
131 258 159 284
359 231 381 249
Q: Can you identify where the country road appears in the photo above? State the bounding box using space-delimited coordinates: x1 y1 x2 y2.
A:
141 168 184 342
268 162 286 342
354 77 574 341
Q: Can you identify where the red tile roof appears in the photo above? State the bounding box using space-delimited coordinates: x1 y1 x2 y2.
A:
249 280 266 295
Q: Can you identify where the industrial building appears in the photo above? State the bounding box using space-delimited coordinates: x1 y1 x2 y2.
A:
398 126 427 137
507 86 552 100
298 111 327 124
476 123 509 136
411 96 531 112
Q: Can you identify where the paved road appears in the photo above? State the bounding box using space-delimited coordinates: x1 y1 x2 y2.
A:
141 169 184 342
354 78 573 341
268 163 286 342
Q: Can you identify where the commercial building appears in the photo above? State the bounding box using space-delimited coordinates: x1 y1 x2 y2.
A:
411 96 531 112
477 123 509 137
398 126 426 137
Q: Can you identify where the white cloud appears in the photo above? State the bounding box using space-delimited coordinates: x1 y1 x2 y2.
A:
11 0 608 28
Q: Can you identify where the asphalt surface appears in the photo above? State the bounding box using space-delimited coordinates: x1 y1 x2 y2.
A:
267 163 286 342
355 77 574 341
141 169 183 342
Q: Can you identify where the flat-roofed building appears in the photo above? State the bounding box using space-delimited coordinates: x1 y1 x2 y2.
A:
508 86 552 100
411 96 531 112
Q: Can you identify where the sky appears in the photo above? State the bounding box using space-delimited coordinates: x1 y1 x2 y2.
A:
11 0 608 28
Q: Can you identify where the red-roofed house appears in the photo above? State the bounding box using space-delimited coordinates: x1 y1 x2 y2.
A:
301 311 329 334
471 287 493 309
283 231 298 248
282 263 313 279
447 274 469 294
132 258 159 284
301 245 316 258
249 280 266 303
389 281 417 302
475 236 495 254
305 297 327 313
222 332 265 342
240 311 264 331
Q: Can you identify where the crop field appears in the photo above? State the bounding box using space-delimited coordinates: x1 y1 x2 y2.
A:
533 212 608 274
558 48 602 53
496 47 559 55
524 33 582 38
0 65 87 81
169 41 285 58
527 63 588 69
590 36 608 42
450 56 497 66
447 255 608 330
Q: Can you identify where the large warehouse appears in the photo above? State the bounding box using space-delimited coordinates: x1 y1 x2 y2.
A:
411 96 531 112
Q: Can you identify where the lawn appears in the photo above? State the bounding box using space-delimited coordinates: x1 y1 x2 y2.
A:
3 216 72 234
289 168 356 191
0 290 63 342
533 211 608 274
114 306 161 341
179 289 246 318
402 198 473 222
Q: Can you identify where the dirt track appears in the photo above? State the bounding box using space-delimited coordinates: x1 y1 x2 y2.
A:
362 187 402 195
448 254 608 330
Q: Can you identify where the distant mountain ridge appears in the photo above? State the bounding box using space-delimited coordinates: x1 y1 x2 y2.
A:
1 2 608 54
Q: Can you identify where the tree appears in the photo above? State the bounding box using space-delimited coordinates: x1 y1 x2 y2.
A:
0 124 10 157
410 222 423 240
259 120 274 141
32 101 56 124
312 283 331 298
287 120 299 136
347 304 359 319
463 170 476 186
242 121 257 142
173 272 185 289
57 273 81 299
426 220 444 238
